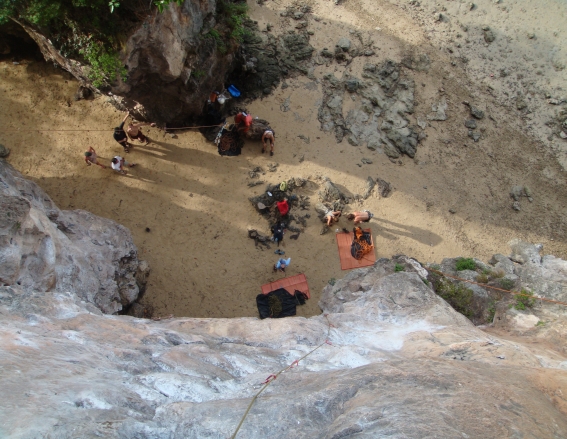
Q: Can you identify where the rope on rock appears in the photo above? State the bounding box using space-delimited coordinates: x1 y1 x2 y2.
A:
0 123 223 133
230 315 335 439
428 268 567 307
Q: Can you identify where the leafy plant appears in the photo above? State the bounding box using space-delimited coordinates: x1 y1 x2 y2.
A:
514 289 536 310
435 279 474 318
455 258 476 271
79 39 127 87
487 300 496 323
536 320 545 327
191 69 206 79
394 263 405 272
328 278 336 286
153 0 184 14
476 273 489 284
499 278 515 291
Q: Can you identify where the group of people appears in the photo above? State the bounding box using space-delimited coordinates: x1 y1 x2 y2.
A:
271 208 374 273
234 111 276 156
84 112 155 175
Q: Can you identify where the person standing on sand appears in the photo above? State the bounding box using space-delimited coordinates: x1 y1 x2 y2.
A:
127 119 156 144
84 146 106 169
111 156 136 175
262 129 275 156
113 112 132 153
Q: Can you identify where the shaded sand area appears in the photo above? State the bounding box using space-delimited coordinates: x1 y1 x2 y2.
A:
1 0 567 318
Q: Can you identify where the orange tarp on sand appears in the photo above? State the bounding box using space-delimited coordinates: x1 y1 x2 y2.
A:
335 229 376 270
261 273 310 299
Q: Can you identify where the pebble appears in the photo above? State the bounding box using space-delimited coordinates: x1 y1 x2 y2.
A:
512 201 521 211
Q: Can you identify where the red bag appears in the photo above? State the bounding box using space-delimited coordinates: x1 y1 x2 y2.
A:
277 200 289 216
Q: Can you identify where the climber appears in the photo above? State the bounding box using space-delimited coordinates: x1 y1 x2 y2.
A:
347 210 374 225
84 147 106 169
127 119 156 144
113 112 132 153
273 257 291 273
262 129 275 156
234 111 253 133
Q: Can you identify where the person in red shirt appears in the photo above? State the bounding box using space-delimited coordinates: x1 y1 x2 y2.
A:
234 112 253 132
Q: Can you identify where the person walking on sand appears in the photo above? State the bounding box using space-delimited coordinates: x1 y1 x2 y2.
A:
273 257 291 273
111 156 136 175
127 119 156 144
347 210 374 225
262 129 275 156
84 147 106 169
113 112 133 153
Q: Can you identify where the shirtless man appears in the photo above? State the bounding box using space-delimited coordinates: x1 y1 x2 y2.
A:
84 146 106 169
347 211 374 225
262 129 275 156
127 119 156 144
111 156 136 175
113 112 132 153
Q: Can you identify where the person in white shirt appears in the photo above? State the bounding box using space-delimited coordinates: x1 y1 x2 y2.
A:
111 156 136 175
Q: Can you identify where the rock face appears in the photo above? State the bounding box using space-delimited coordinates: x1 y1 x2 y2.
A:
1 243 567 437
318 60 420 158
0 160 148 313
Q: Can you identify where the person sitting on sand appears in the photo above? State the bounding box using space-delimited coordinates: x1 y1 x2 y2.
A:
111 156 136 175
324 209 342 226
113 112 132 153
262 129 275 156
84 147 106 169
127 119 156 144
347 210 374 225
273 257 291 273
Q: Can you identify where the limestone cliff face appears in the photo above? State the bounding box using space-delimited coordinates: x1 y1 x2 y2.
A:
115 0 234 123
0 160 148 313
1 252 567 436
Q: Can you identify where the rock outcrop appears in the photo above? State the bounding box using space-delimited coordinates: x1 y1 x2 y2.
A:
0 160 148 314
1 244 567 437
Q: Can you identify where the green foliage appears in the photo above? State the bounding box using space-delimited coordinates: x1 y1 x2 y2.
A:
153 0 183 14
423 279 430 286
191 69 205 79
394 263 405 272
79 39 126 87
455 258 476 271
206 29 227 54
487 300 496 323
514 289 536 310
328 278 336 286
435 279 474 318
499 278 515 291
476 272 489 284
108 0 120 13
536 320 545 327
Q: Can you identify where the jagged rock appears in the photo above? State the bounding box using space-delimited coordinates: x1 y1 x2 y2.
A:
464 119 477 129
488 254 516 275
376 178 393 197
345 77 360 92
362 177 375 199
510 185 525 201
401 53 431 72
0 144 10 158
318 177 345 203
470 105 485 119
468 130 481 142
427 97 448 121
509 239 542 265
336 37 351 52
512 201 521 211
483 28 496 43
0 160 146 314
